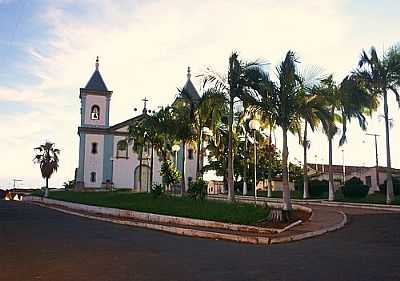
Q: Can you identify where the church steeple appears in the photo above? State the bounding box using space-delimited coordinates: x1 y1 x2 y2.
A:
83 56 110 92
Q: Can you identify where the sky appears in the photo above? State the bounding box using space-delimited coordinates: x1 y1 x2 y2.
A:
0 0 399 189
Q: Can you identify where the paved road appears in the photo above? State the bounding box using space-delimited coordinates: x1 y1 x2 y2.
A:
1 200 400 281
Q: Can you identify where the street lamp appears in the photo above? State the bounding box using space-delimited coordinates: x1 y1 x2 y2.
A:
110 157 115 191
249 119 260 203
172 144 181 168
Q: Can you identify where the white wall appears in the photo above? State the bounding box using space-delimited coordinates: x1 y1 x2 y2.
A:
84 134 104 187
84 95 107 126
112 134 163 189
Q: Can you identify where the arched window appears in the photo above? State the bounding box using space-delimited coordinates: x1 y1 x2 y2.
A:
117 140 128 158
91 105 100 120
90 172 96 183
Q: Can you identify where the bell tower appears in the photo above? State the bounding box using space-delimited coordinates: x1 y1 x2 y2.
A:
76 57 113 188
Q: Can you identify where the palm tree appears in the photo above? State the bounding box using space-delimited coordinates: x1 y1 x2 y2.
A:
33 142 60 197
245 50 303 214
202 52 264 201
317 75 377 201
354 45 400 204
169 101 196 195
298 89 331 199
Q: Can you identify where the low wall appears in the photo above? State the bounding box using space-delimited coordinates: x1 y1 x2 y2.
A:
23 196 302 234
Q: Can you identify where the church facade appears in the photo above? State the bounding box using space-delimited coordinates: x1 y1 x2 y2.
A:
76 58 199 190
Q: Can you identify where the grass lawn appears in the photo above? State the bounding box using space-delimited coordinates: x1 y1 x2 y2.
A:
44 191 270 225
241 190 400 205
335 192 400 205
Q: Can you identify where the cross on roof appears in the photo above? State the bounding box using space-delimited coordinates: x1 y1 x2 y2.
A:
142 97 148 114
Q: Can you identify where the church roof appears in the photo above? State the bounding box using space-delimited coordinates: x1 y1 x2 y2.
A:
84 70 109 92
182 79 201 104
81 57 111 93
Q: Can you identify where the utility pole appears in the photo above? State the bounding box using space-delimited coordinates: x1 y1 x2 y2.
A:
12 179 23 189
366 133 380 189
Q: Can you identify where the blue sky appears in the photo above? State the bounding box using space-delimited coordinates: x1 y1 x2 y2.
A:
0 0 399 189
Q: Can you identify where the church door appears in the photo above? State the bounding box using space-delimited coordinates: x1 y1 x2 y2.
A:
134 165 150 192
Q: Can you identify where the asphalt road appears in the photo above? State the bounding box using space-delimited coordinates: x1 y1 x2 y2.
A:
1 200 400 281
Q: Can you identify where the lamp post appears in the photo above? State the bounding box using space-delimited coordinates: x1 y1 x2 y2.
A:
172 144 181 168
110 157 115 191
249 119 260 203
341 149 345 184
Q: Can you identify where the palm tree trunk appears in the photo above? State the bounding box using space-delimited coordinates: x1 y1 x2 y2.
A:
196 133 202 178
303 121 309 199
150 143 154 193
243 131 248 195
383 91 394 204
328 136 335 201
267 126 272 198
227 99 234 202
44 177 49 197
139 146 143 192
282 128 292 213
181 141 186 196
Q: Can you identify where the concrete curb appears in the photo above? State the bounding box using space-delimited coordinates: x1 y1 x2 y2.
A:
23 196 282 234
211 195 400 212
23 196 346 245
270 211 348 244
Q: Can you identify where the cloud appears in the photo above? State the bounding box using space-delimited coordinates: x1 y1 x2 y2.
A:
1 0 399 188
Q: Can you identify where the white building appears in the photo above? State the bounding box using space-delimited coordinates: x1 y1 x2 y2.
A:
75 58 199 191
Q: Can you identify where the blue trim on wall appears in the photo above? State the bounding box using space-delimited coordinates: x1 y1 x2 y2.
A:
81 96 86 126
102 134 113 183
77 133 86 182
105 96 111 127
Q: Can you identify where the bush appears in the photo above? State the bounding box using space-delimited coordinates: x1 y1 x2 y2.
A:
160 160 180 189
188 178 207 200
342 177 369 198
150 184 164 198
309 179 329 197
379 177 400 196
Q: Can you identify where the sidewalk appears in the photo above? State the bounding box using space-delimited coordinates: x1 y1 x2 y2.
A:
24 196 347 245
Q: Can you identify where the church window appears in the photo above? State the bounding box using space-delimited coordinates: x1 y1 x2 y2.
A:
91 105 100 120
117 140 128 158
90 172 96 183
188 148 194 160
91 142 98 154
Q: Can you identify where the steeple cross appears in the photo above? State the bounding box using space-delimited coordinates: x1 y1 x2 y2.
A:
142 97 149 114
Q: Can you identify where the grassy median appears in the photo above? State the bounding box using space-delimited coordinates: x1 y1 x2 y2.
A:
45 191 270 225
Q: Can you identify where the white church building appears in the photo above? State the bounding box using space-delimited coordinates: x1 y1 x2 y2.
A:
75 58 199 191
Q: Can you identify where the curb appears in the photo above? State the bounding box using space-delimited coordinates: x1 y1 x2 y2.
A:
270 210 348 244
24 197 347 245
210 195 400 212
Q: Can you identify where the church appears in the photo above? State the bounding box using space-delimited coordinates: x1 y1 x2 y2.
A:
75 58 200 191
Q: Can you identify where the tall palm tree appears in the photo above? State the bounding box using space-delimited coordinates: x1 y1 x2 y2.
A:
317 75 377 201
33 142 60 197
297 89 331 199
202 52 264 201
354 45 400 204
267 51 303 214
245 50 303 214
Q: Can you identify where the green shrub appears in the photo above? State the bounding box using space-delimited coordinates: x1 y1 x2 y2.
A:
150 184 164 198
342 177 369 198
309 179 329 197
188 178 207 200
160 160 180 189
379 177 400 196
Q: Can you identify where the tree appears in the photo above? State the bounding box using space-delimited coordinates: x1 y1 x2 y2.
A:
317 75 377 201
297 88 331 199
354 45 400 204
202 52 264 201
33 142 60 197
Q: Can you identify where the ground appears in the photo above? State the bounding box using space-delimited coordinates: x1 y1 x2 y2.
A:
1 200 400 281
